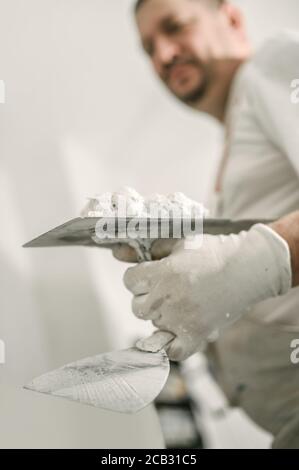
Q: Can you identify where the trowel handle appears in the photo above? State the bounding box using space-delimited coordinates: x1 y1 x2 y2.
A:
135 242 176 353
134 239 154 262
136 331 175 354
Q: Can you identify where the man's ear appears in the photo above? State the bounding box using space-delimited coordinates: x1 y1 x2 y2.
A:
220 2 247 39
220 2 245 31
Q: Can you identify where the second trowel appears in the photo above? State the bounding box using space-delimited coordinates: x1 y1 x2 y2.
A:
24 216 274 413
24 332 174 414
24 246 175 414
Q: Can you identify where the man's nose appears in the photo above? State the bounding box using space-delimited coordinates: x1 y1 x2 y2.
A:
153 37 180 73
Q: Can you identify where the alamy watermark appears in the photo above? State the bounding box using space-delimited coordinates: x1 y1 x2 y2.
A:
290 79 299 104
290 339 299 365
0 339 5 364
92 195 205 250
0 80 5 104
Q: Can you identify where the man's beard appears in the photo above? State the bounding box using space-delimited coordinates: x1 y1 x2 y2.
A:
162 58 210 105
179 77 209 105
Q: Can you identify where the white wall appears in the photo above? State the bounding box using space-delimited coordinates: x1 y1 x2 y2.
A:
0 0 298 448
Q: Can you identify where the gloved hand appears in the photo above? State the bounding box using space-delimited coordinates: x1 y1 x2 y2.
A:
123 224 292 361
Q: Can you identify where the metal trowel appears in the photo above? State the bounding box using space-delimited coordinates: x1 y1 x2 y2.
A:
24 216 273 413
24 332 175 414
24 244 176 414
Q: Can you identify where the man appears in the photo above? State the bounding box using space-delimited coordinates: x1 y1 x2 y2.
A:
114 0 299 447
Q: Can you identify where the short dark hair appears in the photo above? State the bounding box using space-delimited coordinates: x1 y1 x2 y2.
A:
135 0 225 14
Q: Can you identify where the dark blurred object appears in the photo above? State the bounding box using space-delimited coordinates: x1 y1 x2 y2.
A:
154 362 203 449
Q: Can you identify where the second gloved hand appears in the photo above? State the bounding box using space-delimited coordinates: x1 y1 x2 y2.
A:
123 225 292 361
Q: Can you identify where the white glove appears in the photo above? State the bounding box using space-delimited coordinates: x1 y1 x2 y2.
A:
124 224 292 361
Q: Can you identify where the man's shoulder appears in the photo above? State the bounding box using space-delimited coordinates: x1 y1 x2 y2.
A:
251 29 299 77
225 30 299 124
233 29 299 100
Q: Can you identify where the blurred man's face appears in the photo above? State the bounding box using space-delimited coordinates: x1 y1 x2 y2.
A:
136 0 248 105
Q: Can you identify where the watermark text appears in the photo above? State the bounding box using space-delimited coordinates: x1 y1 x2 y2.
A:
0 339 5 364
0 80 5 104
290 339 299 364
290 79 299 104
92 195 205 250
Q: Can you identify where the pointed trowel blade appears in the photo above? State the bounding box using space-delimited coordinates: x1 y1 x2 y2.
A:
24 348 170 414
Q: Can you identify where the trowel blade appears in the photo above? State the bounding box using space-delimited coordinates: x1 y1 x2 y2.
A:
24 347 170 414
23 217 274 248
